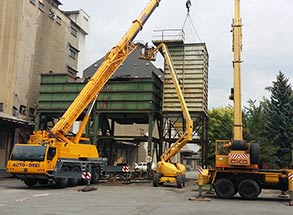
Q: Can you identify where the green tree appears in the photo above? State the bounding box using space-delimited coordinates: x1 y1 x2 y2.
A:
265 71 293 168
243 99 278 166
207 106 233 166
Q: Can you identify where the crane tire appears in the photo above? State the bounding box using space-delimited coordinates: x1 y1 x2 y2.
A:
55 166 70 188
239 179 260 200
214 178 235 199
250 142 260 164
91 166 101 184
153 173 160 187
38 179 49 185
68 166 80 187
24 179 38 187
183 175 186 187
176 175 184 189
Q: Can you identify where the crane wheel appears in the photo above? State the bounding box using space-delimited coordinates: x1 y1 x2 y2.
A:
153 173 160 187
176 175 184 189
90 166 101 184
238 179 260 200
24 179 38 187
250 142 260 164
55 166 70 188
214 178 235 199
183 175 186 187
68 166 80 187
38 179 49 185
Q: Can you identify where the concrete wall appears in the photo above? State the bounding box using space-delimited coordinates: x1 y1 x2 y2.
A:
0 0 23 116
65 10 90 76
0 0 89 169
0 0 84 121
114 123 159 138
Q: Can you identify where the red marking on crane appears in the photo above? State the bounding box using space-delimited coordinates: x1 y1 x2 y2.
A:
228 153 249 160
82 171 92 180
197 167 203 175
122 166 129 173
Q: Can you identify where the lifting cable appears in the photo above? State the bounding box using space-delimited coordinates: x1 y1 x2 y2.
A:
183 0 202 42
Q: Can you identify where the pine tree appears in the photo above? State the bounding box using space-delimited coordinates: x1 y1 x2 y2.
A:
243 99 277 166
265 71 293 168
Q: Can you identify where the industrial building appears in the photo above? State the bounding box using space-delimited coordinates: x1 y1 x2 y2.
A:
0 0 89 169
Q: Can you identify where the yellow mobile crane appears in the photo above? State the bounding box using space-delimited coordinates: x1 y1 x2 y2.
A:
198 0 293 203
141 43 193 188
6 0 161 188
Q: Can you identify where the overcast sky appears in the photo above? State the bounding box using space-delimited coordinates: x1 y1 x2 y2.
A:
60 0 293 109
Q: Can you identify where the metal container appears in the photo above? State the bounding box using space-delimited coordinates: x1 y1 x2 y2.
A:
38 73 162 113
162 42 208 115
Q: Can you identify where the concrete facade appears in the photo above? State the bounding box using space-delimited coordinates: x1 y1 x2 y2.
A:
64 9 90 76
0 0 89 121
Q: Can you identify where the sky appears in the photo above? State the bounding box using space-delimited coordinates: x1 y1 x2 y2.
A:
60 0 293 109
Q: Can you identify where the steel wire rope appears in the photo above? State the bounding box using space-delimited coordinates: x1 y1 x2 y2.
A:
182 1 202 43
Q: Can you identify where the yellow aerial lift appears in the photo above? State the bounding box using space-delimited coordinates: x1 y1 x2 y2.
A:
198 0 293 203
141 43 193 188
6 0 162 188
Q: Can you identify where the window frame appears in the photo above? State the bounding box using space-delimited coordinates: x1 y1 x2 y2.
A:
71 26 78 38
30 0 36 5
56 16 61 25
38 1 44 12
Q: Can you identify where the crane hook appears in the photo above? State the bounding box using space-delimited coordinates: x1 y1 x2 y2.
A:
186 0 191 13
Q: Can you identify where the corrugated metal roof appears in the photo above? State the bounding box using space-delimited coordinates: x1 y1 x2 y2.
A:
83 46 164 80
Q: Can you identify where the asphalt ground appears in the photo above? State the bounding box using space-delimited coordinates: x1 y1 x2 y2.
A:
0 176 292 215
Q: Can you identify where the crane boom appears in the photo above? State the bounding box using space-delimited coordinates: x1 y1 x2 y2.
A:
232 0 243 140
141 43 193 162
51 0 161 141
159 44 193 161
142 42 193 188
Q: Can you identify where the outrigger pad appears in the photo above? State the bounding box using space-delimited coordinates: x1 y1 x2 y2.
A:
188 196 211 201
78 186 97 192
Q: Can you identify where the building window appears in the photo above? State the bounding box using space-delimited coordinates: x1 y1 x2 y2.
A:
38 1 44 12
69 45 78 60
56 16 61 25
49 9 55 19
83 16 89 22
71 26 77 37
19 105 27 115
29 108 35 117
30 0 36 5
0 103 3 112
67 66 78 77
12 106 17 116
69 48 76 59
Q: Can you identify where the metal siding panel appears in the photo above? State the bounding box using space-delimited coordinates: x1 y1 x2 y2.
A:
38 73 162 113
163 43 208 114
